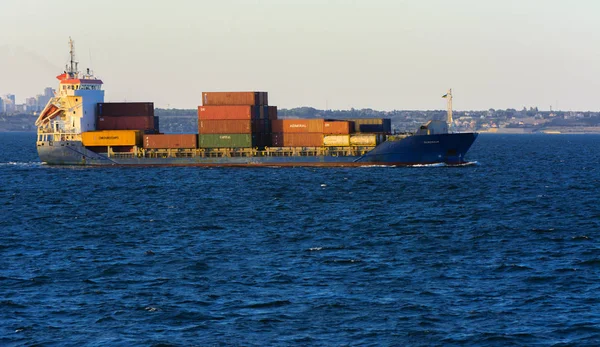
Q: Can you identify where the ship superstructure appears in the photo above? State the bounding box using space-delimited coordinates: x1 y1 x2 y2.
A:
36 38 104 142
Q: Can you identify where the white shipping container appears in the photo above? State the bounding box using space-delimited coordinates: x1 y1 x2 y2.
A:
349 134 378 146
323 135 350 147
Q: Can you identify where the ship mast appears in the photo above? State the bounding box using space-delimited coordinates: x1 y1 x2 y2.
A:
67 37 78 78
442 89 453 132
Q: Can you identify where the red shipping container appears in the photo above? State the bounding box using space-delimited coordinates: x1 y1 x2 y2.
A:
271 119 324 133
197 105 257 120
143 134 198 149
96 115 155 131
268 106 278 120
97 102 154 118
271 133 324 147
324 121 352 135
202 92 255 106
199 120 252 134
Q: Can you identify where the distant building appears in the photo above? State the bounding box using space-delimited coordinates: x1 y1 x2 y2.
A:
44 87 54 97
26 97 38 113
0 88 54 114
35 87 54 112
2 95 15 114
35 95 46 112
15 104 26 113
4 94 15 104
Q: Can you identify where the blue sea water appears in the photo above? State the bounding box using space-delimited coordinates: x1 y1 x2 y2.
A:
1 132 600 346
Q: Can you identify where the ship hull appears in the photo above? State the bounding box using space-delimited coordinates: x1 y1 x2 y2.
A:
37 132 478 167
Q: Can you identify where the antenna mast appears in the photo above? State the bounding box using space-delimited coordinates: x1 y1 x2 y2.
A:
67 37 78 78
443 89 453 132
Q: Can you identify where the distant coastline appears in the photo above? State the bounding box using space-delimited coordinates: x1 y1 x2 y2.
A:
3 107 600 134
480 127 600 135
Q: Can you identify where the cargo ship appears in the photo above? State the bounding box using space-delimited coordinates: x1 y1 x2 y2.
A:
35 39 477 167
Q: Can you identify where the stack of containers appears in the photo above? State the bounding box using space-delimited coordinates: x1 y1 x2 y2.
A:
343 118 391 147
198 92 271 148
323 121 353 147
346 118 391 134
96 102 159 133
271 119 324 147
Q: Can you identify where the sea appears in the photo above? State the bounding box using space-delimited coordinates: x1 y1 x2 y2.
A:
1 132 599 346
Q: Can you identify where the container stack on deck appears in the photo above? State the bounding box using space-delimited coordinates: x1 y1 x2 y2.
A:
344 118 391 134
198 92 271 148
271 119 325 147
81 102 159 152
79 92 393 154
96 102 159 134
323 121 353 146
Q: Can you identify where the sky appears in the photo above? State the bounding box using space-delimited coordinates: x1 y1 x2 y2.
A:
1 0 599 111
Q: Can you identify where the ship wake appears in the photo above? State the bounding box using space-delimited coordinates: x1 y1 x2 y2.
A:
410 161 479 168
0 161 44 168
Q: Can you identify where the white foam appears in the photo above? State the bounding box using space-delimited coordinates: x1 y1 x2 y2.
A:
0 161 43 168
410 163 446 168
357 165 398 168
410 161 479 168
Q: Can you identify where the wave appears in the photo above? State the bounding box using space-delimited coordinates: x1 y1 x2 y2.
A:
243 300 292 309
0 161 44 168
410 161 479 168
357 165 398 168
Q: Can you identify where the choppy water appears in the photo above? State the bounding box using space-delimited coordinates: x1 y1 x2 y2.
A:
1 132 600 346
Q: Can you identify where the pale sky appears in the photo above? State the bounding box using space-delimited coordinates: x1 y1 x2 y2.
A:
1 0 599 111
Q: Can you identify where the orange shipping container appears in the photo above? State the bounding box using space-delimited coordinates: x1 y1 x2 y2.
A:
199 120 252 134
198 105 256 120
143 134 198 149
271 119 324 133
324 121 352 135
202 92 269 106
271 133 324 147
82 130 142 147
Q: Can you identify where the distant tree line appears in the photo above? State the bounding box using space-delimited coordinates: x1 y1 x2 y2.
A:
3 107 600 133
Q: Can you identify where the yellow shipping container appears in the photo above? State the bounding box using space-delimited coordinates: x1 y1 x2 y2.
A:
82 130 142 147
349 134 378 146
323 135 350 147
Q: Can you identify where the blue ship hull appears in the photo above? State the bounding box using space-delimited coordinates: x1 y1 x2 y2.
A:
37 132 478 166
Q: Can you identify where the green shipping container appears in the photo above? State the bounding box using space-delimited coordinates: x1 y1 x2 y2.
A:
198 134 253 148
